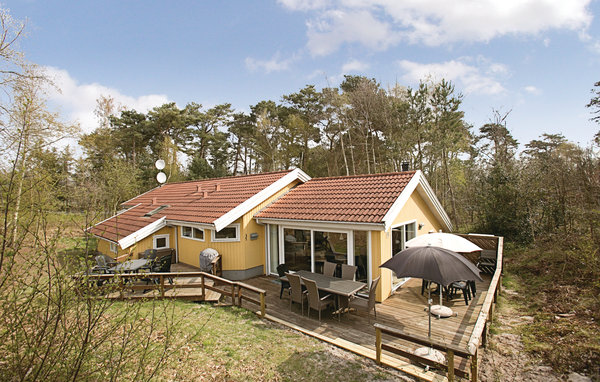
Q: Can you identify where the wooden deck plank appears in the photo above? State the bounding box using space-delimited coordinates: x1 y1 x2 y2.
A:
241 274 491 380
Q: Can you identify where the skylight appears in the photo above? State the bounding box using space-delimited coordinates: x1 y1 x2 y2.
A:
143 205 169 217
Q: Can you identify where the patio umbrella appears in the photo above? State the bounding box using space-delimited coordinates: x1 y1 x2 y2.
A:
380 245 482 356
405 232 483 253
405 233 482 307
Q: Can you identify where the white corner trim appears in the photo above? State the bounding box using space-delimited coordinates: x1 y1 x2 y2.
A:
417 173 453 232
118 216 167 249
213 168 311 232
382 171 421 231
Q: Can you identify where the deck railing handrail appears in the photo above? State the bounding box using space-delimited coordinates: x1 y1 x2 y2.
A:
374 234 504 382
75 271 267 317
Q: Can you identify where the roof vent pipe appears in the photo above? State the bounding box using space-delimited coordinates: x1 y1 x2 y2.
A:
215 183 220 192
401 162 410 172
203 191 209 198
196 185 202 192
152 197 158 205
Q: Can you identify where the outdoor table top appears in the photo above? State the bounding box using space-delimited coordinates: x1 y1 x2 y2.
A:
286 270 366 297
109 259 149 273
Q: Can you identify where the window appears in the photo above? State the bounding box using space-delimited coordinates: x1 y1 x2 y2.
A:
153 234 170 249
181 226 204 241
110 242 118 254
211 224 240 242
144 205 169 217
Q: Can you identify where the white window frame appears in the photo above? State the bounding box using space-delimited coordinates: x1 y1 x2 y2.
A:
180 225 205 241
153 234 170 249
211 223 240 242
109 241 118 254
390 219 417 291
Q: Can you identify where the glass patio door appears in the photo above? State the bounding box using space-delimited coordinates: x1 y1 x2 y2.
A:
391 222 416 290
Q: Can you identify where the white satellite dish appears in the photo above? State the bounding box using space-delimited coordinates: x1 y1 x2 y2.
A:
156 172 167 184
155 159 165 170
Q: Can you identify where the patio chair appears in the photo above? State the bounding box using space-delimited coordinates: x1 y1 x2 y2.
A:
323 261 337 277
341 264 357 280
139 249 158 260
303 277 334 322
145 254 174 285
286 273 307 315
276 264 290 299
448 281 471 305
348 276 380 323
94 254 117 273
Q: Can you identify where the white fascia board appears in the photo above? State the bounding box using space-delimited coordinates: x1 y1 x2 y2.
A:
213 168 311 232
416 173 453 232
118 216 167 249
381 171 422 232
255 218 385 232
165 219 214 230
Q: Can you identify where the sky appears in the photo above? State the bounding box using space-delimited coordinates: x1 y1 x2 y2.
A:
6 0 600 150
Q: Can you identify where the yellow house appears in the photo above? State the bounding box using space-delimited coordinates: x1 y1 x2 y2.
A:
89 169 452 302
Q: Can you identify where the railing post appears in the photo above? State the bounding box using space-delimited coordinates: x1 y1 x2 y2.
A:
160 275 165 298
375 327 382 364
237 286 242 307
119 277 124 299
260 292 265 318
447 349 455 381
201 274 205 301
231 284 235 306
470 348 478 382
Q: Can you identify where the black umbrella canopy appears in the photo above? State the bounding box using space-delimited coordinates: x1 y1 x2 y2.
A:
380 245 482 287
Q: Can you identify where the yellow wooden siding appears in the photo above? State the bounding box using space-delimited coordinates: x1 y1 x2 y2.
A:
391 191 444 233
177 180 301 271
97 226 176 260
370 191 446 302
370 230 392 302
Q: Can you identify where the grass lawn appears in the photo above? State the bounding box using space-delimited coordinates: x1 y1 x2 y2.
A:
108 301 408 382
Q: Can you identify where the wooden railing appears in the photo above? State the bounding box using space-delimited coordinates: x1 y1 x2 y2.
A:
374 235 504 382
75 271 267 317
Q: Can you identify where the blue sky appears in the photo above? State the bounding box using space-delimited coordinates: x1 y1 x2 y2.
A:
7 0 600 148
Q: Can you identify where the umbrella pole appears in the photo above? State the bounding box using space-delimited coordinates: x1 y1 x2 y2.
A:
428 286 432 355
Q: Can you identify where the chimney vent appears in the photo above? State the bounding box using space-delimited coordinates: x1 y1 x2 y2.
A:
401 162 410 172
152 197 158 205
196 185 202 193
215 183 221 192
203 191 209 198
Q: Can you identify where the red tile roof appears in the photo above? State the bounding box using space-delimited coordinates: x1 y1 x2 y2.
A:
256 171 417 224
89 170 294 243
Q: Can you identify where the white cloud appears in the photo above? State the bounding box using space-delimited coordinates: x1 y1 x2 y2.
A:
306 9 400 56
43 66 169 134
524 85 542 95
245 52 295 73
279 0 592 55
397 58 506 95
341 59 369 73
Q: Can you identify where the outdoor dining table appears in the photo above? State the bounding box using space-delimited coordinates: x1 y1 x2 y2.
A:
291 270 366 321
109 259 150 273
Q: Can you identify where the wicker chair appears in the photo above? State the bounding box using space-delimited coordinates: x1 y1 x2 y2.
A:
286 273 307 315
341 264 357 280
303 277 334 322
323 261 337 277
348 276 380 323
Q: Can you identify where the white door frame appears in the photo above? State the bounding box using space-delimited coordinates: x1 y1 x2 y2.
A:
390 220 416 291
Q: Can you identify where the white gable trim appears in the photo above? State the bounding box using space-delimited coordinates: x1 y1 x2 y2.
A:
381 171 453 232
213 168 311 232
416 174 453 232
118 216 167 249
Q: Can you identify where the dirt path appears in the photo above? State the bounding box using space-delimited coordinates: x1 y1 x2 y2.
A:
479 289 591 382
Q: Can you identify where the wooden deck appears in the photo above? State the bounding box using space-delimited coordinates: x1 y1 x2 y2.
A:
242 274 492 379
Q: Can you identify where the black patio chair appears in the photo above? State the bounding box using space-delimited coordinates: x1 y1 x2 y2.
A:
276 263 290 299
145 254 174 285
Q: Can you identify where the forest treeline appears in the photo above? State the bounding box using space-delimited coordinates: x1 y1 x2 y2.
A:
15 75 599 247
